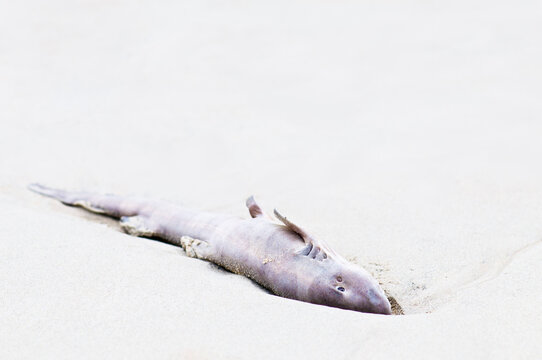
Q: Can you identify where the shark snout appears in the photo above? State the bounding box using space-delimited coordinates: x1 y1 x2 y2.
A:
366 288 392 315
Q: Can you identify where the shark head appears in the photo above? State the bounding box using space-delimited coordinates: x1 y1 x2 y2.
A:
305 259 392 314
271 208 392 315
246 201 393 315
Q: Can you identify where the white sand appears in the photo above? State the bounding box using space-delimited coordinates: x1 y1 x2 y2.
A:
1 1 542 358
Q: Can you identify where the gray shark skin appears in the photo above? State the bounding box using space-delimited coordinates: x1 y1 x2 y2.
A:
28 184 392 315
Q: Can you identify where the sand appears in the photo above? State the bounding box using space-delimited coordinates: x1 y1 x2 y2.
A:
1 1 542 358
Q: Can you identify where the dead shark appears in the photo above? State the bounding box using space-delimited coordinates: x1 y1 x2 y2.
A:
28 183 392 315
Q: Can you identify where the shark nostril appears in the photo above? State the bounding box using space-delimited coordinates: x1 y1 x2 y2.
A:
336 276 342 282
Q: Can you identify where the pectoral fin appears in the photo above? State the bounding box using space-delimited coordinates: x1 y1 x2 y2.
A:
274 208 338 260
273 209 309 241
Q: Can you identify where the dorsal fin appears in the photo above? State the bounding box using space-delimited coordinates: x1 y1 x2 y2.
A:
246 196 264 218
273 208 310 242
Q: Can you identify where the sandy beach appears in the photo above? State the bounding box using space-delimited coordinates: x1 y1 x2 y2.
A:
1 1 542 358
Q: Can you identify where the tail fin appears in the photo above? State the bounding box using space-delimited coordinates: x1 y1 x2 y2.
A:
28 183 76 204
28 183 142 218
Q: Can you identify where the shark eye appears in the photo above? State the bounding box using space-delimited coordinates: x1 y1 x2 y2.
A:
337 286 345 292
